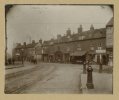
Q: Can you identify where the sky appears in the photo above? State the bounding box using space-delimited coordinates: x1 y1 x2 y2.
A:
6 5 113 55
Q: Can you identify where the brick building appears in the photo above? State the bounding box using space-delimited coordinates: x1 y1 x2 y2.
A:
39 24 107 64
12 24 108 64
12 40 40 62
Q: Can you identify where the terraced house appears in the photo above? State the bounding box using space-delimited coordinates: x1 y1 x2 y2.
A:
13 17 113 65
41 25 107 64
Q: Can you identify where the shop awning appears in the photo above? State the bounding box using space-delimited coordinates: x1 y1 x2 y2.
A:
87 50 96 55
70 51 87 56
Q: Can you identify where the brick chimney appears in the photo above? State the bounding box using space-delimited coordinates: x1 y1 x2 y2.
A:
17 43 21 46
39 39 42 44
32 40 35 44
66 28 71 36
23 42 26 46
78 25 83 33
90 24 94 31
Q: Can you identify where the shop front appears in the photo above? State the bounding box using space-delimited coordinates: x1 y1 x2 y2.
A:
70 51 87 64
54 51 63 63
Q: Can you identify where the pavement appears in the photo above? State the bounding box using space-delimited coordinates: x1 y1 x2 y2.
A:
80 72 112 94
90 64 113 73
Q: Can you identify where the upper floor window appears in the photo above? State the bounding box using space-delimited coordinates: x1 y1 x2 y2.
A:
97 43 102 50
90 43 94 50
99 43 102 47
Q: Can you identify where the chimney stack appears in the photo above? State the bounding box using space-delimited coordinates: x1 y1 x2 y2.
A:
39 39 42 44
17 43 21 46
23 42 26 46
66 28 71 36
32 40 35 44
78 25 83 33
90 24 94 31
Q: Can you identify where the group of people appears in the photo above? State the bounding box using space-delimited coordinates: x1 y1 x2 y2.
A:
31 58 37 64
6 58 38 65
7 58 15 65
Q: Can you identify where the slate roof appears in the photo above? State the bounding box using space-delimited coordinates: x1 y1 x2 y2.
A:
15 43 38 49
70 28 106 40
15 27 106 50
26 43 38 48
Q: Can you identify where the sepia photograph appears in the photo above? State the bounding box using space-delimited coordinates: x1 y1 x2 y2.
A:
5 4 113 94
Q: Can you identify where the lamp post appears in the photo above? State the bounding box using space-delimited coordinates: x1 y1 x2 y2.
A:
41 46 45 62
99 54 102 73
35 47 37 64
21 48 24 65
67 47 70 63
97 46 103 73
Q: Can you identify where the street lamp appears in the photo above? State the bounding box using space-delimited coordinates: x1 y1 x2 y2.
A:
67 47 70 63
21 48 24 65
97 45 103 73
35 47 37 64
41 46 45 62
